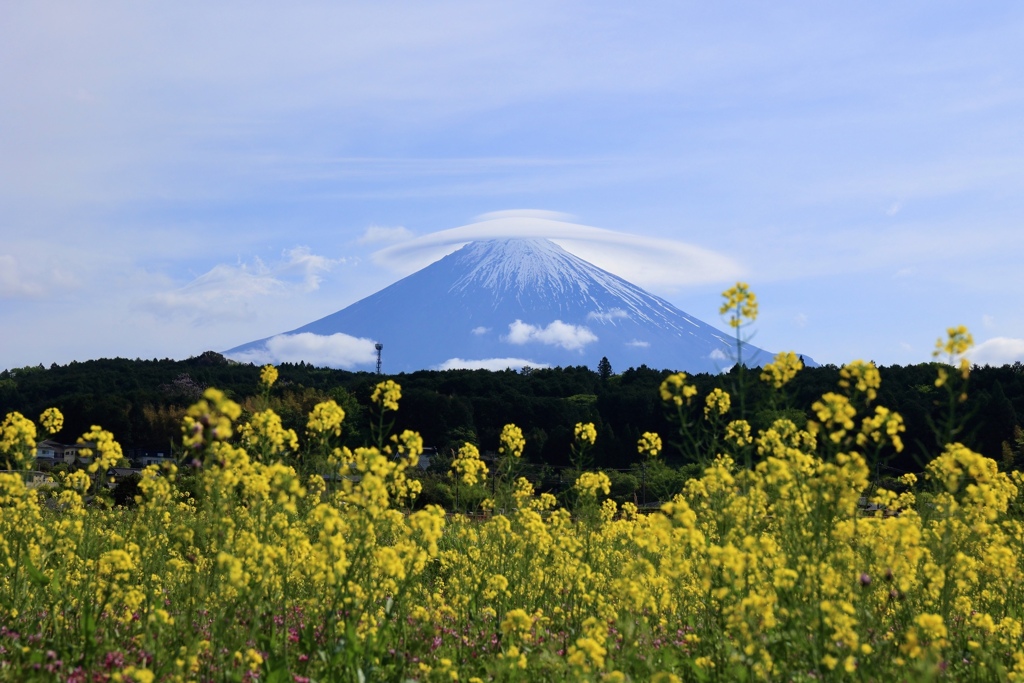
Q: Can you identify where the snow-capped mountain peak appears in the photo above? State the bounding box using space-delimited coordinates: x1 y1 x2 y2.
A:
225 238 781 373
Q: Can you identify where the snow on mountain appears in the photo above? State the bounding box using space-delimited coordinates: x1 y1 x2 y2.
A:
224 238 786 374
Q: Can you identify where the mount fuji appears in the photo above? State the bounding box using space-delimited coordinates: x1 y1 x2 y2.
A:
225 239 788 374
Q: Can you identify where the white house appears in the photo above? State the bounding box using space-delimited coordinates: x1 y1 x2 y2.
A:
62 442 96 465
35 439 63 459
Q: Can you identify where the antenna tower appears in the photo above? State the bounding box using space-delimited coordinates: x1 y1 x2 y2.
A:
375 343 383 374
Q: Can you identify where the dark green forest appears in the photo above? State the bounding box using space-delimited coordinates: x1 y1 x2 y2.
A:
3 352 1024 482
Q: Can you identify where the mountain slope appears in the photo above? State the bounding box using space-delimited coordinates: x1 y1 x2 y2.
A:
225 239 781 373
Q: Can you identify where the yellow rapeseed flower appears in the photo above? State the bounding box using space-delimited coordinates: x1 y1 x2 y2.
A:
839 359 881 403
811 392 857 443
704 388 731 419
450 442 487 486
0 411 37 468
181 388 242 451
575 422 597 447
39 407 64 435
112 668 154 683
244 648 264 672
934 325 973 359
307 400 346 437
760 350 803 389
259 364 278 388
78 425 124 473
660 372 697 407
240 409 299 456
725 419 753 447
637 431 662 457
575 471 611 498
499 423 526 458
934 325 974 384
857 406 906 452
371 379 402 411
720 282 758 328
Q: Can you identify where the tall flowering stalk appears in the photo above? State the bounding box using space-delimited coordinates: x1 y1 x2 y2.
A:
659 372 708 465
932 325 974 446
760 350 804 412
492 423 526 513
570 421 597 471
257 363 278 410
370 379 401 450
637 431 662 506
0 411 36 470
720 282 758 420
449 442 488 512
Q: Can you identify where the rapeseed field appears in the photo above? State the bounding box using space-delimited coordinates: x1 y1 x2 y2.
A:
2 287 1023 681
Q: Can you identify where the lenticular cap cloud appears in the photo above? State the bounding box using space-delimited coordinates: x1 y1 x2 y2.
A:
371 211 743 290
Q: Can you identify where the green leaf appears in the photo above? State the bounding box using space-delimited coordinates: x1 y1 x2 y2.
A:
23 555 50 587
265 666 291 683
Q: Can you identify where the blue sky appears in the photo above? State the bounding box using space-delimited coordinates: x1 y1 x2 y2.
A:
2 2 1024 371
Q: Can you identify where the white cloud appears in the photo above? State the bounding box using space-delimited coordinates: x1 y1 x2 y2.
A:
971 338 1024 367
886 201 902 216
150 262 285 322
435 357 551 371
504 319 597 351
0 253 79 300
626 339 650 348
709 348 729 361
371 212 744 290
358 225 415 245
588 308 630 323
982 314 995 329
149 247 345 323
471 326 490 335
0 254 45 299
279 246 348 291
227 332 378 368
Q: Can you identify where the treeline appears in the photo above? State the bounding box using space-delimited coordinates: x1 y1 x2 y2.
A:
3 351 1024 475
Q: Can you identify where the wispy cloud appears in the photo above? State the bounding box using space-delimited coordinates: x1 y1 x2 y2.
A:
626 339 650 348
149 262 284 323
148 247 346 323
504 319 597 351
279 247 348 291
358 225 415 245
434 357 551 371
0 254 46 299
471 326 490 335
588 308 630 323
0 253 79 300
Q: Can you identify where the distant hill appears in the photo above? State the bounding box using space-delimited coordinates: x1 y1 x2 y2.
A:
2 356 1023 473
